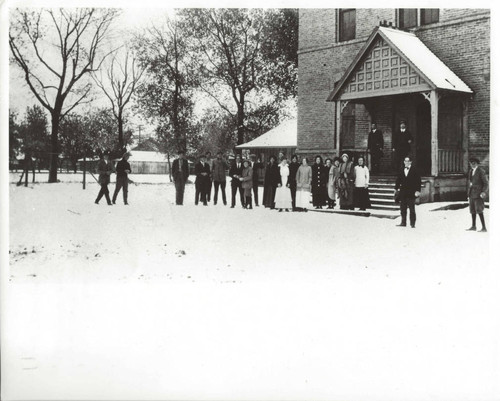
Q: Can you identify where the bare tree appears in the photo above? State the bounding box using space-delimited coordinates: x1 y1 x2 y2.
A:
9 8 120 182
92 48 145 151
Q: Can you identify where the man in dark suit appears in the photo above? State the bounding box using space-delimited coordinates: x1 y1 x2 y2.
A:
392 120 413 170
229 153 245 208
172 149 189 205
395 156 421 228
112 152 131 205
194 155 211 206
466 157 488 232
250 155 263 207
367 123 384 174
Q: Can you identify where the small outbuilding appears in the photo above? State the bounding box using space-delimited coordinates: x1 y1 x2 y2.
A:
236 119 297 162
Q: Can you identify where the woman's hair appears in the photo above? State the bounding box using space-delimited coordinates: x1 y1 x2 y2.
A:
357 155 365 164
315 155 323 164
269 155 277 162
301 156 308 164
325 158 332 163
291 154 298 162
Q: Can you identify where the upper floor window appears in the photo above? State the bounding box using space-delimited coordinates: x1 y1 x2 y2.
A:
399 9 417 29
399 8 440 29
339 9 356 42
421 9 440 25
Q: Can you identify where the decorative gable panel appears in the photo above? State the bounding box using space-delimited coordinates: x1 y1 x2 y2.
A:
339 38 430 100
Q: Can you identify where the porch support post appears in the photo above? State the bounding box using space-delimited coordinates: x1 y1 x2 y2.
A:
462 99 469 172
430 90 439 176
335 101 342 154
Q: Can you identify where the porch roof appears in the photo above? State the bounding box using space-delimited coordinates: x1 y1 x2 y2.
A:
236 119 297 149
327 26 472 101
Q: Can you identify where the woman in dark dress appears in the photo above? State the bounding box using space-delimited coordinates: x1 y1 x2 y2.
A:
262 155 280 209
288 154 300 210
311 155 328 209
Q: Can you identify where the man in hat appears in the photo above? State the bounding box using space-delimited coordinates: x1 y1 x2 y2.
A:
172 149 189 205
229 153 245 208
112 152 132 205
367 123 384 174
394 156 421 228
95 150 114 205
392 120 413 170
466 157 488 232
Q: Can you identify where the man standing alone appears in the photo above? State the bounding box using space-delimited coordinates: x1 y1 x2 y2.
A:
172 150 189 205
367 123 384 174
395 156 421 228
466 157 488 232
95 151 114 205
112 152 132 205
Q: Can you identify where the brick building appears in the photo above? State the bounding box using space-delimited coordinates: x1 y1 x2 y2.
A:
298 9 490 202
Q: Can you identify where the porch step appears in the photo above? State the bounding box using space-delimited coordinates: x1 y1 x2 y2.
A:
369 176 398 211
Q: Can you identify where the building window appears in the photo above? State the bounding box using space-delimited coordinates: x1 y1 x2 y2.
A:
399 9 417 29
421 9 439 25
339 9 356 42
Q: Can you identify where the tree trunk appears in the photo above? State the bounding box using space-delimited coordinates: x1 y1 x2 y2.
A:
48 113 60 183
236 104 245 149
118 111 124 150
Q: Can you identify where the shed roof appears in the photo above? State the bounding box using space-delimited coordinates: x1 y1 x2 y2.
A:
236 119 297 149
128 150 170 163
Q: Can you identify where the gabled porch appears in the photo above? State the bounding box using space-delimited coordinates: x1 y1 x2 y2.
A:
327 26 473 200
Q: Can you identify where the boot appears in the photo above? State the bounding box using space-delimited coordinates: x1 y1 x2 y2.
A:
246 196 253 209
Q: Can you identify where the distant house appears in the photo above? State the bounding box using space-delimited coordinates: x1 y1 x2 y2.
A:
236 119 297 162
128 150 171 174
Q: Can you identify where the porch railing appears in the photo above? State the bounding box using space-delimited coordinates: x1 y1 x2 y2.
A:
438 149 464 173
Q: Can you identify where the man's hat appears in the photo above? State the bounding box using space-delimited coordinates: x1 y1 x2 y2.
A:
400 119 407 124
469 157 480 164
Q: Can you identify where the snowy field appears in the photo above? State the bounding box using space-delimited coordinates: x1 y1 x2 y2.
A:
3 173 499 400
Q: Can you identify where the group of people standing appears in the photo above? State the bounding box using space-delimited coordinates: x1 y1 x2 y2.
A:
171 150 374 212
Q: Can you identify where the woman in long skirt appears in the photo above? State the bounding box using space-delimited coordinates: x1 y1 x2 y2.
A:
327 157 341 209
311 155 328 209
262 155 280 208
295 157 312 212
240 159 254 209
274 158 292 211
339 153 355 210
353 156 371 211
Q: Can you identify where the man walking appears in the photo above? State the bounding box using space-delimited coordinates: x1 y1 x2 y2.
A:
466 157 488 232
112 152 131 205
212 152 228 205
95 151 114 205
229 154 245 208
395 156 421 228
172 150 189 205
367 123 384 174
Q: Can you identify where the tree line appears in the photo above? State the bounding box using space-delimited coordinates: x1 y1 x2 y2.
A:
9 8 298 183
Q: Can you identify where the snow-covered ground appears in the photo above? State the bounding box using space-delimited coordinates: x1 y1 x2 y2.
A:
3 174 499 400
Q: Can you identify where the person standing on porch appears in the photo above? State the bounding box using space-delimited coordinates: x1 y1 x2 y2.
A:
392 120 413 170
367 123 384 174
172 149 189 206
466 157 488 232
395 156 421 228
